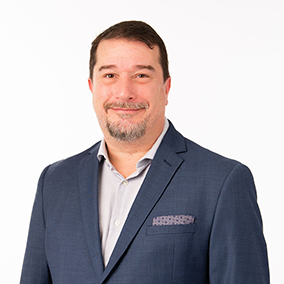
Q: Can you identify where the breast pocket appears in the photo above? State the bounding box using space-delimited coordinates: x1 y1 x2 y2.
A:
146 224 195 236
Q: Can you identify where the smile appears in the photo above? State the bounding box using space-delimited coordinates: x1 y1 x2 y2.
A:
104 102 149 112
110 108 142 112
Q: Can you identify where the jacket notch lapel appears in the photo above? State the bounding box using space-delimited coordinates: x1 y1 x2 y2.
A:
78 146 104 280
100 125 186 283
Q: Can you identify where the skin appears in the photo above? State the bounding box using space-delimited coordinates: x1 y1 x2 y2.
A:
88 39 171 177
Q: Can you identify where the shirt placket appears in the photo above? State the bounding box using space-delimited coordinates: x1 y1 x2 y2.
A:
104 177 130 264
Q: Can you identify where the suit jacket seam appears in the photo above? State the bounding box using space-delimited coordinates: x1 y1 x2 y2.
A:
209 162 242 236
39 165 51 229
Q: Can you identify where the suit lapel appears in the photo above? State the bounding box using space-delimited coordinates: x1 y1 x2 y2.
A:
78 143 104 281
100 123 187 283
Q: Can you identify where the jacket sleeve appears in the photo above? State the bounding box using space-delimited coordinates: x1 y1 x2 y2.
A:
209 163 269 283
20 166 52 284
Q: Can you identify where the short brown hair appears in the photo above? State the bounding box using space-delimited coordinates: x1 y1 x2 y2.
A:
89 21 170 82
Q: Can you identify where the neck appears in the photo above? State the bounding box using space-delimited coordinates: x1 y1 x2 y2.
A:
103 122 165 178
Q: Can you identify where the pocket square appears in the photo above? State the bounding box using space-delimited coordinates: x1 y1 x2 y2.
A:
152 215 195 226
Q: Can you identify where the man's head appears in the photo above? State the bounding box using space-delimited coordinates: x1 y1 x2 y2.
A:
89 21 170 83
88 21 171 144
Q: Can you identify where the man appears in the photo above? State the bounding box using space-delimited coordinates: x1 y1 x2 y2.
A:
20 21 269 283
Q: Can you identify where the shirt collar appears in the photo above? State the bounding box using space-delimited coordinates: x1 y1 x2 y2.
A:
97 118 169 169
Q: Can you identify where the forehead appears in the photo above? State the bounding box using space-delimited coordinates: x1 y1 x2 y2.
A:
95 39 160 67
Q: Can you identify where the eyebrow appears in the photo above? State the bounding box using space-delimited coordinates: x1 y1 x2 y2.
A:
98 65 116 72
135 65 156 72
98 64 156 72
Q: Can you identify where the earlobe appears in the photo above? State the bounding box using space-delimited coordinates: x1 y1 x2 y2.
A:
165 77 171 95
88 78 94 93
165 77 171 105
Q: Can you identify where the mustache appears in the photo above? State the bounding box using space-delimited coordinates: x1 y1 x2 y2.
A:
104 102 149 112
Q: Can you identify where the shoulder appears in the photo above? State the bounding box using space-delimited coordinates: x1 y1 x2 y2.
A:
163 123 257 210
185 137 239 167
35 142 101 207
42 141 101 179
161 122 255 191
163 121 241 172
184 137 254 186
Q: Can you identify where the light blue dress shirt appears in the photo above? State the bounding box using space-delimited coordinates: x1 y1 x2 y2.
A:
97 119 169 266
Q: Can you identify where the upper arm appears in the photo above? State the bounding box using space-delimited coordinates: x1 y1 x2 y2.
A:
209 164 269 283
20 166 52 284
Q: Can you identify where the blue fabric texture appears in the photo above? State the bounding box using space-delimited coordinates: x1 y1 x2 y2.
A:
20 122 269 283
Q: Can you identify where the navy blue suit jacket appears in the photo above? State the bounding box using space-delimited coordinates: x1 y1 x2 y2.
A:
20 122 269 283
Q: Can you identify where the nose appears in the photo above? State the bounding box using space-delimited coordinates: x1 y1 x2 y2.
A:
115 77 135 101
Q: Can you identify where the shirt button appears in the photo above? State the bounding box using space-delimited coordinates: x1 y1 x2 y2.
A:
114 220 121 226
123 180 129 185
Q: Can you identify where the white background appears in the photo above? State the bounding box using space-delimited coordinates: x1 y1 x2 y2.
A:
1 0 283 282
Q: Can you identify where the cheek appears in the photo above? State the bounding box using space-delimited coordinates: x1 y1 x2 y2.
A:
152 87 168 106
92 86 108 107
92 94 105 118
92 83 114 105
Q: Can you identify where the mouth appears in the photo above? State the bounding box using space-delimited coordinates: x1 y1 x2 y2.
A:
104 102 149 113
110 108 141 115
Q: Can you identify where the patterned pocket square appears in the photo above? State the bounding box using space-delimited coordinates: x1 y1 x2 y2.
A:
152 215 195 226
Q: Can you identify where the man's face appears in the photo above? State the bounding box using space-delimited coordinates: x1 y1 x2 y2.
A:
88 38 171 142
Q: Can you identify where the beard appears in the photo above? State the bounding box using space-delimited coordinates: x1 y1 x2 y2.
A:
104 102 148 142
106 117 147 142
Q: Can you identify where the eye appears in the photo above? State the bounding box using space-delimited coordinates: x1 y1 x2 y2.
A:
104 74 115 78
136 74 148 78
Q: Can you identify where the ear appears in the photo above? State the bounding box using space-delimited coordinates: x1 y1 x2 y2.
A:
88 77 94 93
164 77 171 106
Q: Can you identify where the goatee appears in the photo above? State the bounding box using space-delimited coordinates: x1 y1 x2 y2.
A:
104 102 148 142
